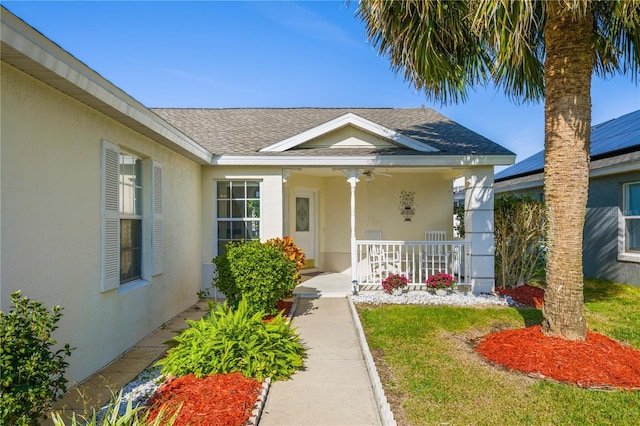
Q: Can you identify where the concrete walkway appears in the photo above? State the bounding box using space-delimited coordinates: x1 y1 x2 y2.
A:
260 297 382 426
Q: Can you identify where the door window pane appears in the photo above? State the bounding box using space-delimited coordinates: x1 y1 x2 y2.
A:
296 197 309 232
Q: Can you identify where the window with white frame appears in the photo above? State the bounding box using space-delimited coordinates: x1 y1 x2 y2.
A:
216 180 260 255
119 152 143 283
623 182 640 254
101 141 163 292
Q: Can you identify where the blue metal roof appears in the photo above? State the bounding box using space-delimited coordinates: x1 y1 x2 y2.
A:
495 109 640 181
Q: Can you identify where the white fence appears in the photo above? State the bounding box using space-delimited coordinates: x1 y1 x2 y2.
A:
355 240 471 289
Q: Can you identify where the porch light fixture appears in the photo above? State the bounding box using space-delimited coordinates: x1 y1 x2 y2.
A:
399 190 415 222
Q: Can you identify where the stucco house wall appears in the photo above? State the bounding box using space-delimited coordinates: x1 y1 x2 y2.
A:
584 171 640 285
200 166 459 281
200 166 284 292
495 171 640 286
494 109 640 286
1 62 202 384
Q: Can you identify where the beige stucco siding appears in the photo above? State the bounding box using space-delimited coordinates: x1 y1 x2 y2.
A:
200 166 458 278
200 166 284 291
286 170 458 272
1 63 202 384
302 126 395 149
200 166 284 260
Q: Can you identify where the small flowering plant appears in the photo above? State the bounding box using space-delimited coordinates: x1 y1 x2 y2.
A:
382 273 409 294
425 272 457 290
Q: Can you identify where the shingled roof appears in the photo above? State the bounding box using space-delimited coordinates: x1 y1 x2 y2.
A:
496 109 640 181
151 107 514 158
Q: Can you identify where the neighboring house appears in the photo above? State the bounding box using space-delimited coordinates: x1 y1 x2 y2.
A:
1 7 514 386
495 110 640 285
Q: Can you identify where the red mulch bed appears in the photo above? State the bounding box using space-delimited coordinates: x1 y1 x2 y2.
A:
496 284 545 308
147 372 261 425
479 285 640 390
262 299 294 322
145 300 294 425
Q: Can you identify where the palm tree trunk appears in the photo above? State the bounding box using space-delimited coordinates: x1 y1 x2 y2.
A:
541 2 593 341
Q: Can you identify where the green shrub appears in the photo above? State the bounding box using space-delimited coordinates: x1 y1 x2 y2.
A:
211 247 237 301
212 240 297 315
156 298 305 381
264 236 306 284
494 194 547 288
0 291 74 426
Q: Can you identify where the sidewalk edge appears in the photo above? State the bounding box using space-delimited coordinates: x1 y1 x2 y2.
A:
347 295 397 426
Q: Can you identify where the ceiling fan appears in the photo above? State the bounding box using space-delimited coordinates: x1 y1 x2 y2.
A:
362 169 392 181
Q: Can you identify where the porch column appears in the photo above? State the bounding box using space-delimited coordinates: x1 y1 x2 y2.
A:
464 167 495 294
347 169 359 294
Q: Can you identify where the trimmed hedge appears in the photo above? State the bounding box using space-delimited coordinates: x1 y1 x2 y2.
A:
213 241 297 315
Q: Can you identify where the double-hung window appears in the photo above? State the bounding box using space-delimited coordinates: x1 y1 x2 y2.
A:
622 182 640 256
119 152 143 283
216 180 260 255
101 140 163 292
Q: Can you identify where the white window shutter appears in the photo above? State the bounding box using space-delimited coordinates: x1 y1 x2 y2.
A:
101 140 120 291
152 161 163 275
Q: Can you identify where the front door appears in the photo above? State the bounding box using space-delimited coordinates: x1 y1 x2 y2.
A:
295 190 316 268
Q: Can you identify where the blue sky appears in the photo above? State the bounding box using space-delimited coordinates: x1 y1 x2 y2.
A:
4 0 639 166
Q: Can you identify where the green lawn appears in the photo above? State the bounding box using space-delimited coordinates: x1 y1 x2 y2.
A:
357 280 640 425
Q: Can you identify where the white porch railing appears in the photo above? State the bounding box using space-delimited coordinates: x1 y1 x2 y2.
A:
355 240 471 290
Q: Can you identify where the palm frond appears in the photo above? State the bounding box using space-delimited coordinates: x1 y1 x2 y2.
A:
358 0 491 104
472 0 546 102
592 0 640 81
357 0 640 104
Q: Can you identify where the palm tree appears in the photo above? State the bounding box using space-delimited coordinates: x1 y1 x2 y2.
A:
358 0 640 340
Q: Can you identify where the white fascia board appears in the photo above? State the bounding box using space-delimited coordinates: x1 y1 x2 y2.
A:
259 112 439 153
1 10 212 164
212 154 516 167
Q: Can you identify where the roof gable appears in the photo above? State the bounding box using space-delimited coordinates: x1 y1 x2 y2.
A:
151 107 516 161
259 113 439 153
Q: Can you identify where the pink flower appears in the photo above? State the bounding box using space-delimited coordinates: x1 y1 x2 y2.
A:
425 272 457 290
382 274 409 294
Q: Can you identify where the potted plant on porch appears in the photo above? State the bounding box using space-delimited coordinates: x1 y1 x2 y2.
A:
382 273 408 296
425 272 456 296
